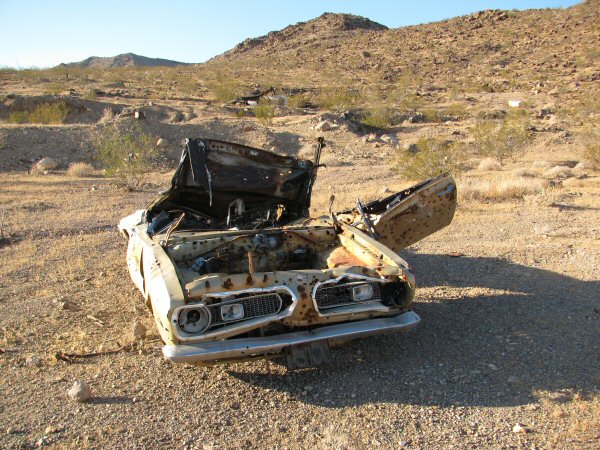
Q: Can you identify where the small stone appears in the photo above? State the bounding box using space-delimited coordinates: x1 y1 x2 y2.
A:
132 322 147 341
156 138 168 148
44 425 61 434
380 134 398 148
488 363 498 370
314 120 332 131
243 125 254 132
365 132 377 142
512 423 526 433
25 356 43 367
68 380 92 402
507 375 519 384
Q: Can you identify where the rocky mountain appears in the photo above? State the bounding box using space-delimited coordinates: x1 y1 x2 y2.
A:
59 53 190 68
207 1 600 93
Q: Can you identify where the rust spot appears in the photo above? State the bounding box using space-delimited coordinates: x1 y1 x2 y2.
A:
297 284 306 293
246 274 254 286
205 280 210 289
263 274 268 282
222 278 233 289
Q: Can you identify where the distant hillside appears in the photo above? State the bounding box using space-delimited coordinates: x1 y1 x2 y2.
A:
59 53 191 68
206 1 600 93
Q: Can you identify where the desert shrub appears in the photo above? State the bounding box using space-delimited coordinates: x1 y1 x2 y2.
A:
316 89 358 111
83 88 98 100
288 93 311 109
460 177 543 203
582 131 600 168
94 123 156 190
44 82 66 95
67 162 95 177
253 98 275 126
394 137 463 179
477 158 502 171
360 107 393 129
8 101 68 124
471 110 531 162
209 77 242 103
98 107 116 124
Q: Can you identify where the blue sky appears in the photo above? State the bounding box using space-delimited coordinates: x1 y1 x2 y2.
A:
0 0 581 68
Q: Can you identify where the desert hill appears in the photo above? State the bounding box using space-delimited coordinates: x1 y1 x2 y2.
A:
59 52 190 68
208 1 600 93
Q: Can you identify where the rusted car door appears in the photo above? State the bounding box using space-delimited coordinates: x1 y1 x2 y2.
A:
337 174 457 252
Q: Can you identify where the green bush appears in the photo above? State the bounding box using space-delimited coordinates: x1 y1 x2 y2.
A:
210 77 242 103
288 93 311 109
394 137 462 179
471 110 531 162
8 101 69 124
316 89 358 111
94 124 156 190
360 107 393 129
253 98 275 126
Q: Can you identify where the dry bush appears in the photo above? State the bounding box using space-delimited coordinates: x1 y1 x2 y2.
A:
543 165 573 179
316 89 359 111
287 93 311 109
67 162 95 177
477 158 502 171
360 107 393 129
460 176 544 202
513 167 536 178
94 123 156 190
209 76 242 103
253 98 275 126
395 137 464 179
471 109 532 162
83 88 98 100
531 160 552 169
98 107 116 124
8 101 69 124
582 133 600 168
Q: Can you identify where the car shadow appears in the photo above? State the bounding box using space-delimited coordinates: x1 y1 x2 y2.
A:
227 253 599 408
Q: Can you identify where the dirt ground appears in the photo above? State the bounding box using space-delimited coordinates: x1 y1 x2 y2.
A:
0 100 599 449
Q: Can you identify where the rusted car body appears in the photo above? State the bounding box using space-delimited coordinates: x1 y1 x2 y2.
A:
119 138 456 368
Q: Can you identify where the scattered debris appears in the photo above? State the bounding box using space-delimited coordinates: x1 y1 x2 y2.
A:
67 381 92 402
86 314 105 327
448 252 464 257
380 133 398 148
508 100 521 108
25 356 44 367
156 138 169 148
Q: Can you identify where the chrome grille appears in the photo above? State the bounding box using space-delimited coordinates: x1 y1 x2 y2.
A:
207 293 282 328
315 281 381 310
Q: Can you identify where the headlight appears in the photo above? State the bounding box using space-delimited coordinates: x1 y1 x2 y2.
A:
221 303 244 321
352 284 374 302
177 307 210 333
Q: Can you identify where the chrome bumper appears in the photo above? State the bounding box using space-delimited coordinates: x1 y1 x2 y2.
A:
162 311 420 363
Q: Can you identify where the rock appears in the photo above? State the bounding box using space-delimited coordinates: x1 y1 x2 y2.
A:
172 111 185 122
537 105 555 118
68 381 92 402
507 375 519 384
132 321 147 341
242 125 254 132
512 423 526 433
44 425 61 434
314 120 332 131
407 112 426 123
508 100 521 107
36 157 58 171
488 363 498 371
364 132 378 142
406 143 420 153
380 134 398 148
156 138 169 148
25 356 43 367
134 111 145 119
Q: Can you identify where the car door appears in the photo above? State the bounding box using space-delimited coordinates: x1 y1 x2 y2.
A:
336 174 457 252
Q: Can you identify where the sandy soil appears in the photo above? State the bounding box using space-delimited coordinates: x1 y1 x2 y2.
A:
0 98 598 449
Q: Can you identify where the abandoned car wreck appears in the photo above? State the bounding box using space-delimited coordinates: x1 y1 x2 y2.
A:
119 138 457 369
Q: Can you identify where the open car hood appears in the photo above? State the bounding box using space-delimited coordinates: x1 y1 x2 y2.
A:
147 138 323 230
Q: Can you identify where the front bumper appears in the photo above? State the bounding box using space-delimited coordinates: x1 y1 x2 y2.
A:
162 310 420 363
